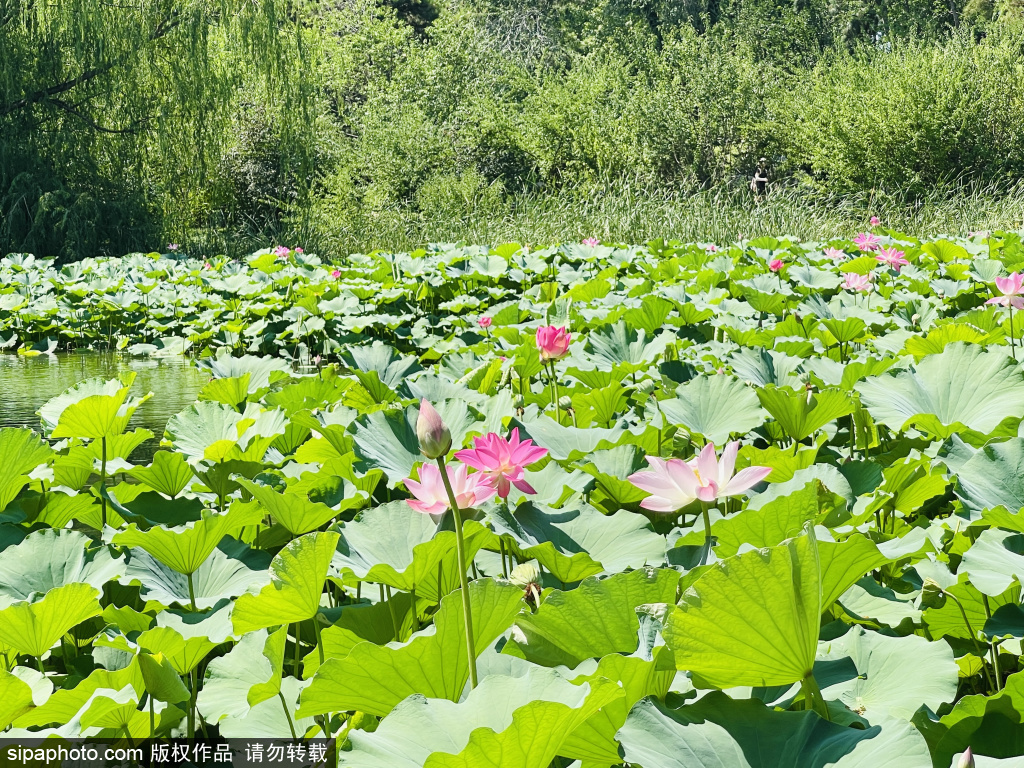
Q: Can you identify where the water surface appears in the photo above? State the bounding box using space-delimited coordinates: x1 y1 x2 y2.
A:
0 353 207 462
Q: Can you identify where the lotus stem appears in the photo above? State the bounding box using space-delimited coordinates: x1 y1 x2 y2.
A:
949 593 996 691
699 501 713 566
293 622 302 679
186 572 197 612
150 695 155 738
499 536 509 579
1010 307 1017 361
982 595 1002 691
100 435 107 528
386 584 401 641
278 691 298 739
313 613 325 666
435 455 479 690
800 672 830 721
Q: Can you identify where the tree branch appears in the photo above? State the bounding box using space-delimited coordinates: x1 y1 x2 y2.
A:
45 97 147 134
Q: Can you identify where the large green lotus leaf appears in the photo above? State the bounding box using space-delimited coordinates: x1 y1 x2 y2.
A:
913 672 1024 768
339 667 622 768
561 649 677 763
665 528 886 689
126 451 195 498
197 627 287 722
837 576 922 630
0 670 37 729
618 695 931 768
937 437 1024 516
123 539 270 609
924 577 1021 642
0 428 52 511
511 416 626 462
487 501 666 583
218 676 316 738
0 582 102 656
504 567 679 667
138 600 236 674
961 529 1024 597
0 529 125 603
331 501 485 595
659 375 766 445
39 373 152 439
349 407 422 484
817 626 958 723
12 660 143 728
340 342 423 389
297 579 524 717
504 461 593 507
195 353 292 392
236 477 362 536
164 401 274 462
232 531 340 633
112 503 263 575
857 343 1024 437
138 652 191 704
756 385 854 442
584 321 670 369
103 487 204 528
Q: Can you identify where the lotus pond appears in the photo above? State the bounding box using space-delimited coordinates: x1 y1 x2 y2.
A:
1 232 1024 767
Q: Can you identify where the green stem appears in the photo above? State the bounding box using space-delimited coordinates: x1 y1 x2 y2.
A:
188 669 196 738
150 695 155 738
278 691 298 739
499 537 509 579
313 614 325 667
186 572 197 612
293 622 302 679
386 585 401 641
699 502 713 566
950 593 996 691
982 595 1002 691
1011 307 1017 361
436 456 479 690
800 672 831 721
99 436 107 528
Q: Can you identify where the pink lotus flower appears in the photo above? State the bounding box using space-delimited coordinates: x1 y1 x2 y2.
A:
403 463 496 515
478 316 492 329
455 428 548 498
537 326 571 361
987 272 1024 308
876 247 909 271
854 233 881 251
843 272 872 292
769 258 784 273
273 245 290 259
705 244 718 252
331 269 341 279
824 247 846 263
295 247 304 254
203 261 212 269
969 230 990 239
167 243 180 251
628 441 772 512
582 237 600 247
870 216 880 226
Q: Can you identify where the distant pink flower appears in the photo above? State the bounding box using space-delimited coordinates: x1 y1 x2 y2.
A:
478 316 492 329
969 230 990 239
403 463 496 515
331 269 341 279
843 272 872 292
870 216 880 226
455 428 548 498
824 247 846 263
273 245 290 259
876 247 909 271
987 272 1024 308
769 258 784 273
854 233 881 251
536 326 571 361
167 243 180 251
203 261 212 270
294 247 304 254
627 441 771 511
705 244 718 252
582 237 600 247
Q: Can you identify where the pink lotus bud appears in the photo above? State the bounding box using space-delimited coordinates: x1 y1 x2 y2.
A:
958 748 974 768
769 258 784 272
416 400 451 459
582 237 600 247
536 326 571 361
870 216 880 226
295 247 304 254
478 316 492 328
331 269 341 279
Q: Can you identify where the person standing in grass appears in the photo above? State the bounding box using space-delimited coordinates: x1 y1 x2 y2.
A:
751 157 769 196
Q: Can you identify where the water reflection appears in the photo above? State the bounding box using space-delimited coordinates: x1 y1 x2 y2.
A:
0 353 207 462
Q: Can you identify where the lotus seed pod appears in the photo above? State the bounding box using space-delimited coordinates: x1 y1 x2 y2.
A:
637 379 656 396
920 578 947 610
958 747 974 768
415 399 451 459
558 395 573 410
510 562 541 588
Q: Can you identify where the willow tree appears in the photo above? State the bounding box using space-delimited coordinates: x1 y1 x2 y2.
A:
0 0 319 259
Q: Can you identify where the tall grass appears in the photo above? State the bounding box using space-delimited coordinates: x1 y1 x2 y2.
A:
293 178 1024 257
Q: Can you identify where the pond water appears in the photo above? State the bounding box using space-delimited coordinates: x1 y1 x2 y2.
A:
0 353 208 462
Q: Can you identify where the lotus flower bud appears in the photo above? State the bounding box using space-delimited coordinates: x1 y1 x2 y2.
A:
510 562 540 588
958 747 975 768
416 400 451 459
921 578 947 610
911 313 921 325
558 395 573 411
513 394 526 410
637 379 657 397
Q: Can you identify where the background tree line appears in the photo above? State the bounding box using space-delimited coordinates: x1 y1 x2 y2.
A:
2 0 1024 260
